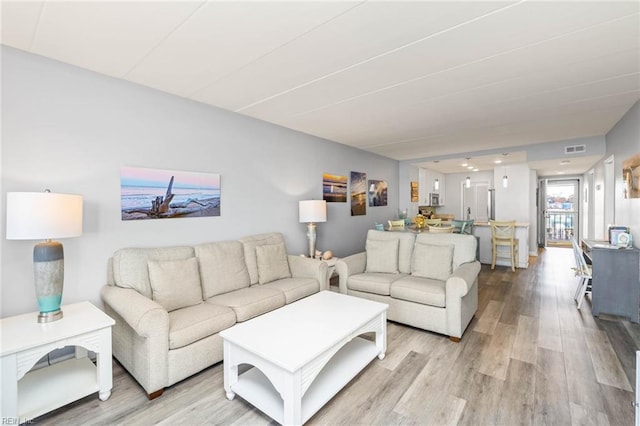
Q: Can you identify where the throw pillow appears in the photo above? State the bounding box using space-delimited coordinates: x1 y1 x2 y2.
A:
366 239 399 273
411 242 454 281
148 257 203 312
256 242 291 284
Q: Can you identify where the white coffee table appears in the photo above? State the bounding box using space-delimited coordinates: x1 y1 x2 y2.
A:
220 291 387 425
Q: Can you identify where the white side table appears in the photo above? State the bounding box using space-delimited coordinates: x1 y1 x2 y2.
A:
322 257 339 291
1 301 115 423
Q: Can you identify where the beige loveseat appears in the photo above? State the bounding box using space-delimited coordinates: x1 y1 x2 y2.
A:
101 232 327 398
336 230 480 341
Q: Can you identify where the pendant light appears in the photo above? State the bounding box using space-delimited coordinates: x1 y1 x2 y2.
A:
434 178 439 191
465 176 471 188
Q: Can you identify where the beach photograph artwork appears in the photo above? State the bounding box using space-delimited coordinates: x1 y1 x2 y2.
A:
350 171 367 216
323 173 347 202
623 152 640 199
368 179 388 207
411 181 419 202
121 166 220 220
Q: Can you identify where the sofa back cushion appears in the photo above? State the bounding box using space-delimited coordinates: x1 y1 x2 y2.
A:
256 242 291 284
411 242 454 281
239 233 287 285
415 233 477 270
112 246 195 298
365 239 399 273
148 257 203 311
366 230 416 273
195 241 251 298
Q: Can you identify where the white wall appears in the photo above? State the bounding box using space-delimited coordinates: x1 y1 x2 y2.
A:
494 163 531 223
605 101 640 247
1 47 399 317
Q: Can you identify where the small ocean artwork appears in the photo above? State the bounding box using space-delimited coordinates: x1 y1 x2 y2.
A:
350 171 367 216
323 173 347 202
368 179 388 207
121 166 220 220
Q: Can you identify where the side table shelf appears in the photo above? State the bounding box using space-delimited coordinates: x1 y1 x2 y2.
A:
1 302 115 422
19 357 98 420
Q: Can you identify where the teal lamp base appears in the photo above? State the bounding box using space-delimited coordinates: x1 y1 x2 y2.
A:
33 241 64 323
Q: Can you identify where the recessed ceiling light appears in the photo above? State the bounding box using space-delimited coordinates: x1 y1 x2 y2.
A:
494 160 502 164
461 163 468 167
557 171 565 174
467 166 474 170
473 168 479 172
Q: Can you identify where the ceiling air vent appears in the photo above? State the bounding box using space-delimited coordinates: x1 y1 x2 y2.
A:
565 144 586 154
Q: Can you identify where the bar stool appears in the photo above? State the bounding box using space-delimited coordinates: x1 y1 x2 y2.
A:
490 220 518 271
425 218 442 227
452 219 474 235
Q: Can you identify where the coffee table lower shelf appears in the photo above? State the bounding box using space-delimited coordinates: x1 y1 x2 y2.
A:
231 337 379 425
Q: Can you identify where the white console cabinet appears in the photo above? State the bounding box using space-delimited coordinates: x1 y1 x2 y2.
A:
1 302 114 422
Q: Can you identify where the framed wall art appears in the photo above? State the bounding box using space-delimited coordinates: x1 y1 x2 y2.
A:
121 166 220 220
323 173 347 202
350 171 367 216
368 179 388 207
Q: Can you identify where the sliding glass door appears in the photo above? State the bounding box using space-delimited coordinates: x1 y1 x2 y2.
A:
541 179 580 247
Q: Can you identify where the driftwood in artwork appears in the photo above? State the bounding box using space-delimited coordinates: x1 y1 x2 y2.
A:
150 176 175 216
122 175 220 220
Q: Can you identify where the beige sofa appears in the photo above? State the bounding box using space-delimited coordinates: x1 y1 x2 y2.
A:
101 232 327 398
336 230 480 341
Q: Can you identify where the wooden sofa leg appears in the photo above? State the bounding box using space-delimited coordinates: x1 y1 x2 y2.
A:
148 389 164 400
449 336 461 343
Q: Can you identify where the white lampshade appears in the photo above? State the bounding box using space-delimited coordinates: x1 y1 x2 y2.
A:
299 200 326 223
6 192 83 240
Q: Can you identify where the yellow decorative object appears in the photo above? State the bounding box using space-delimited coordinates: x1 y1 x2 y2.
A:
414 214 425 229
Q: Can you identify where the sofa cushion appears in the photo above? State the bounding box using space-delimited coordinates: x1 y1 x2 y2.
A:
348 272 408 296
366 239 399 273
415 233 477 270
207 287 285 322
366 230 416 274
256 242 291 284
239 233 286 285
148 257 203 312
195 241 250 298
411 242 454 281
168 302 236 350
391 275 446 308
262 277 319 304
112 246 195 298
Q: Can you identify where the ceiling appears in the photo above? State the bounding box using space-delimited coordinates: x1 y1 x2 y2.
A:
2 1 639 174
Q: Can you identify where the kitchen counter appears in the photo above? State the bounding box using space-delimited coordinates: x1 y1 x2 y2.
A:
472 222 530 269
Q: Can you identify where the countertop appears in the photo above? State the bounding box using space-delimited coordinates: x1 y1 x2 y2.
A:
473 222 529 227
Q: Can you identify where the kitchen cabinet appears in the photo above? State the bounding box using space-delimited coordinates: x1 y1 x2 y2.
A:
418 168 445 206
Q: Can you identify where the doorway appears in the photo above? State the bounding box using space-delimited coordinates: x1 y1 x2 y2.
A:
539 178 580 247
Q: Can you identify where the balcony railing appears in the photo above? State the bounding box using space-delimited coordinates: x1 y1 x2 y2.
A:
546 210 576 241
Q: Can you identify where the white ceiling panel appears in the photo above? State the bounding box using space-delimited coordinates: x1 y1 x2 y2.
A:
1 0 638 174
0 1 43 50
126 1 360 97
193 1 514 110
28 1 204 76
239 2 638 121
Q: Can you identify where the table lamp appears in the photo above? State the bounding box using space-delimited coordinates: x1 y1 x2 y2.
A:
6 191 83 323
299 200 326 258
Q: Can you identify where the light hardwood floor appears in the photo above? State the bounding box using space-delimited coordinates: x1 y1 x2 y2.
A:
36 247 638 425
